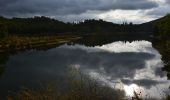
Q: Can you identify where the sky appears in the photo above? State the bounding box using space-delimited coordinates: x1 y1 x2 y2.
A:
0 0 170 24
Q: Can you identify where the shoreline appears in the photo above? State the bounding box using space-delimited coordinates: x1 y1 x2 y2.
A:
0 35 81 53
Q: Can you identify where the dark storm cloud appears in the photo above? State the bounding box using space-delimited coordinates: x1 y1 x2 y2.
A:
0 0 158 17
146 5 170 17
166 0 170 4
146 0 170 17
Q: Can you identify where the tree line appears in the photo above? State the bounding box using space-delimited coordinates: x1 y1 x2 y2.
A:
0 16 154 38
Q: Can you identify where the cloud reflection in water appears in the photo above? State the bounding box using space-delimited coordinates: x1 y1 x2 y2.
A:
3 40 170 99
59 40 170 98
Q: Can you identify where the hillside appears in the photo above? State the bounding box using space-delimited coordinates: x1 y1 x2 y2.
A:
0 16 157 37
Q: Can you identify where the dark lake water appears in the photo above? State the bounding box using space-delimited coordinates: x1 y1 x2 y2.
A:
0 40 169 99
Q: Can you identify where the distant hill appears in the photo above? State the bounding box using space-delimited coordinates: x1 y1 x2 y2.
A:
0 16 69 35
0 15 169 37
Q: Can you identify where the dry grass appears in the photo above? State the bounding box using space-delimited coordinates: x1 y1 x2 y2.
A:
6 68 125 100
0 35 80 52
3 67 170 100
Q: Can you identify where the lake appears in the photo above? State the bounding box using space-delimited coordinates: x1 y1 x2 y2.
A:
0 40 169 99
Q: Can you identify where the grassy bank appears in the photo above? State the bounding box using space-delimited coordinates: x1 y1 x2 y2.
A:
0 35 81 53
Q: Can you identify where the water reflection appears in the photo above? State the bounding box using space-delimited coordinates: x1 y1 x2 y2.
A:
0 41 169 99
0 53 10 77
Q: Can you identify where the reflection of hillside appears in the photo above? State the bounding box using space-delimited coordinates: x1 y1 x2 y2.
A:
0 43 69 77
0 53 10 77
73 34 152 46
153 40 170 79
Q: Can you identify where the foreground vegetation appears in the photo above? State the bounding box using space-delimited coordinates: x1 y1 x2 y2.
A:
5 69 170 100
6 68 126 100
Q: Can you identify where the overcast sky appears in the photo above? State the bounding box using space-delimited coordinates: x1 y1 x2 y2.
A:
0 0 170 23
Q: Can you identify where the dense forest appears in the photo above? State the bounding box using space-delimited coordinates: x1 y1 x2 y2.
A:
0 16 154 37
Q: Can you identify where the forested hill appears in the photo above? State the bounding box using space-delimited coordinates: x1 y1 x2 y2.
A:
0 16 69 36
154 14 170 38
0 15 166 36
